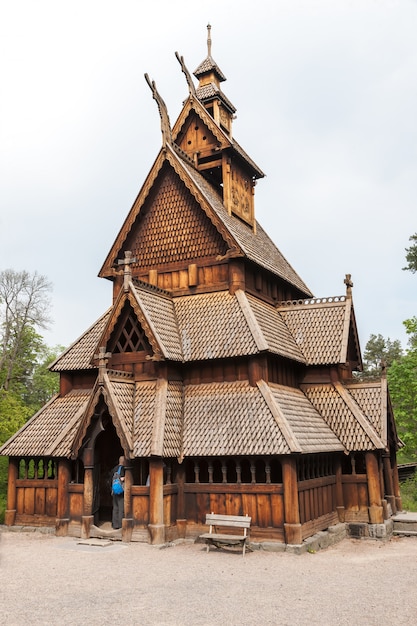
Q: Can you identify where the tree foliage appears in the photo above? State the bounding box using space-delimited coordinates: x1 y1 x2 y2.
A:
388 318 417 462
361 333 403 378
0 269 52 392
0 269 62 445
403 233 417 274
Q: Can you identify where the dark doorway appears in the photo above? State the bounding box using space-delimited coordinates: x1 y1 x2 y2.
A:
94 417 123 525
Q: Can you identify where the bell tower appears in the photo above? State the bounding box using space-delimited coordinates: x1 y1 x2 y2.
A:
175 25 264 231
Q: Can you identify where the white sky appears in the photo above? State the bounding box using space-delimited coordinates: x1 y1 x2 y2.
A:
1 0 416 353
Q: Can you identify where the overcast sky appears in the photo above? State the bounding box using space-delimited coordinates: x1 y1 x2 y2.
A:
1 0 416 354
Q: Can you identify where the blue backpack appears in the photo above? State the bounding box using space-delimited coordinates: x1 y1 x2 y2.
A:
112 465 124 495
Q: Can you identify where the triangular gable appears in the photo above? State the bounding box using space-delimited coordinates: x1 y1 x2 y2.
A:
99 149 237 279
172 96 264 178
95 287 162 361
173 98 232 153
70 374 134 459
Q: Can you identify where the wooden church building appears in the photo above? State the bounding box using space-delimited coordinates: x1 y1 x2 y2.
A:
1 28 402 545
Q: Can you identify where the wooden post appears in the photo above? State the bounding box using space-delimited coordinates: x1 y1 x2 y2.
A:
5 457 18 526
365 451 384 524
81 448 94 538
122 461 134 542
391 453 403 512
282 456 302 544
148 457 165 544
382 453 396 515
335 456 345 522
176 463 187 539
56 458 71 536
123 462 133 519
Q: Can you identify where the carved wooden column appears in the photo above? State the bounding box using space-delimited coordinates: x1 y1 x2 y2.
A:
365 451 384 524
81 448 94 538
5 457 18 526
282 456 302 544
176 463 187 539
148 457 165 544
56 458 71 536
122 460 134 543
335 456 345 522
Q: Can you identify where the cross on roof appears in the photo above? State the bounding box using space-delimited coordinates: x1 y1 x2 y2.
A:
344 274 353 297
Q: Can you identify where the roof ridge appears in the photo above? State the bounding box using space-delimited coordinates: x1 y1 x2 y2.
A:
277 295 346 308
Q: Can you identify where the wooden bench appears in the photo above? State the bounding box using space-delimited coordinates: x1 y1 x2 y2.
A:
200 513 251 556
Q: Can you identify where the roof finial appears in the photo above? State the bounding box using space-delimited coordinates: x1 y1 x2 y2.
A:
144 73 172 147
344 274 353 298
207 23 212 57
175 51 197 97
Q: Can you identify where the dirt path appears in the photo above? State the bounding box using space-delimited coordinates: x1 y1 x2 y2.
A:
2 531 417 625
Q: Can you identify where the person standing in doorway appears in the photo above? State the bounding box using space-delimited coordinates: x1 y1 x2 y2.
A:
111 455 125 529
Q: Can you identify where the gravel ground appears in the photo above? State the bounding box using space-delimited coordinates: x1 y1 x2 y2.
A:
1 530 417 626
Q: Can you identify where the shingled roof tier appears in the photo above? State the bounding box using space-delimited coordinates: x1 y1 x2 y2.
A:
1 375 390 461
48 281 366 375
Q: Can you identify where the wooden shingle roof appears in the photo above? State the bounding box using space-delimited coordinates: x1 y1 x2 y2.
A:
278 297 354 365
50 309 111 372
0 389 92 457
173 290 258 361
182 380 292 457
176 149 311 295
50 285 359 373
1 374 389 460
264 383 345 454
301 382 385 452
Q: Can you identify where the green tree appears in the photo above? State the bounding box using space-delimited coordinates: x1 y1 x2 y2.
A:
0 269 52 392
403 233 417 274
361 333 403 378
0 390 32 445
388 318 417 462
24 343 64 410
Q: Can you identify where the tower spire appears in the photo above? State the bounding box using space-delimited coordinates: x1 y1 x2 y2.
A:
207 23 212 57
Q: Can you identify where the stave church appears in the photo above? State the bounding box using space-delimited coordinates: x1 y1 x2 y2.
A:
1 27 402 545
